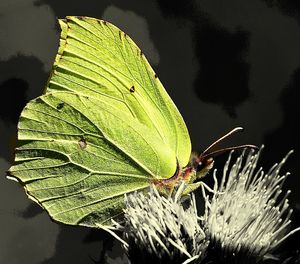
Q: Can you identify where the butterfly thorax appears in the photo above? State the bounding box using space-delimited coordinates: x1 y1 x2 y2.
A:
152 154 214 195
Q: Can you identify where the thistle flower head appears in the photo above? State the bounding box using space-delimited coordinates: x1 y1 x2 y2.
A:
122 183 208 264
202 146 300 263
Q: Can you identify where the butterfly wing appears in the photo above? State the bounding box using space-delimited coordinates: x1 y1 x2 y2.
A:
47 16 191 167
8 16 191 227
9 91 177 227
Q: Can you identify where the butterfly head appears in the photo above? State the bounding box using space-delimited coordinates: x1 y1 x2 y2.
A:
184 127 258 183
188 152 215 181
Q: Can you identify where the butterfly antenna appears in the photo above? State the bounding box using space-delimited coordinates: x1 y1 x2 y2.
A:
201 144 258 160
202 127 244 155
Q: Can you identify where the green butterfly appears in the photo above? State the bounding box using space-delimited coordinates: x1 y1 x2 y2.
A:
8 16 249 228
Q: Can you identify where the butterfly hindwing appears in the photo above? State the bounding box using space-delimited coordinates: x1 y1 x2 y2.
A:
10 91 176 226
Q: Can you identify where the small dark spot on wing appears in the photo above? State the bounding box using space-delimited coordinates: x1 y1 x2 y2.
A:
129 86 135 93
56 102 64 110
226 215 231 224
154 74 158 78
79 137 87 150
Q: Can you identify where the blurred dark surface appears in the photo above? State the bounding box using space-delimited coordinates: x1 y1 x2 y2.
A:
0 0 299 263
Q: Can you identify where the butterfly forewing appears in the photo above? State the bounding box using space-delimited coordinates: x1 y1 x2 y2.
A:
47 16 191 167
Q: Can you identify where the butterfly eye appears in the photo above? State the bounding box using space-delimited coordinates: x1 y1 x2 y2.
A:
197 161 204 172
196 158 214 172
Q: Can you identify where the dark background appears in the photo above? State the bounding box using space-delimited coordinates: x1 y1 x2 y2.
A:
1 0 300 263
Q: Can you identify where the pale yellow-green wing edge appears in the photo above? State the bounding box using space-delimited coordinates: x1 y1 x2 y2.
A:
8 91 176 227
46 16 191 168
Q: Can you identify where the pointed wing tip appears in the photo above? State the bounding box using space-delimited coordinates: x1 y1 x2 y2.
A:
60 16 114 30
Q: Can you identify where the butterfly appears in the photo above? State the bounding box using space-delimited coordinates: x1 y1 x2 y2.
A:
8 16 255 228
